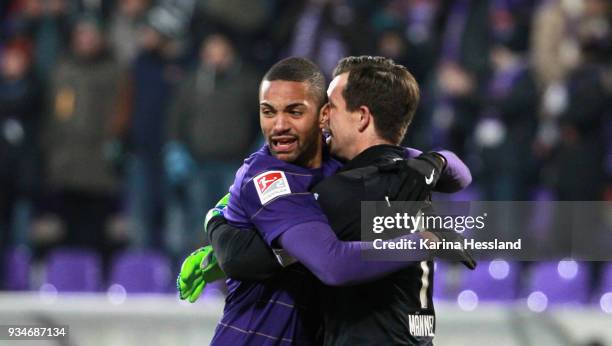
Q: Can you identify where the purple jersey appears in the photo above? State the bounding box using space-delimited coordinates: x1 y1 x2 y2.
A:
209 145 469 345
210 145 341 345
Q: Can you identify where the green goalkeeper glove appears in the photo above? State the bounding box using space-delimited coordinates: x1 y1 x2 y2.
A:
177 245 225 302
177 193 231 303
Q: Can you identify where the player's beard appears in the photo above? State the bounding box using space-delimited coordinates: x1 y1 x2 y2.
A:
268 127 322 168
293 128 323 168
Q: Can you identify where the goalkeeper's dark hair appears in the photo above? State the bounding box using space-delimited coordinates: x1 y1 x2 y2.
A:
262 57 327 108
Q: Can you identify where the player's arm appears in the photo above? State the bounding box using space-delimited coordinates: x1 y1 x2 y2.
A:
206 209 474 286
207 162 474 284
240 171 435 286
206 203 434 286
269 157 474 285
208 217 282 280
276 221 430 286
177 193 281 303
404 147 471 193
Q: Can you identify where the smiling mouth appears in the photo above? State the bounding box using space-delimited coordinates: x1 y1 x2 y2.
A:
271 136 298 153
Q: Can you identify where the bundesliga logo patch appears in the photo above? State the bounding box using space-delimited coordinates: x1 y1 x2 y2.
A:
254 171 291 205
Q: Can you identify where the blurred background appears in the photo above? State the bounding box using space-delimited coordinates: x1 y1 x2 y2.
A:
0 0 610 345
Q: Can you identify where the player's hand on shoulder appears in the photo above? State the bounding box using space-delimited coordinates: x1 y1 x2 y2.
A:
408 152 446 187
377 152 445 203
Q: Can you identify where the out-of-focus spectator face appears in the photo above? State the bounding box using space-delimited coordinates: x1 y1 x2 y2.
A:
138 26 163 51
72 22 104 58
490 45 514 71
437 62 474 97
200 34 235 70
24 0 44 18
576 0 611 60
119 0 150 18
1 48 30 80
48 0 68 16
25 0 68 17
583 0 608 18
377 31 404 60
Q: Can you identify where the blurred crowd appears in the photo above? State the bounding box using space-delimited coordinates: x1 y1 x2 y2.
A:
0 0 611 283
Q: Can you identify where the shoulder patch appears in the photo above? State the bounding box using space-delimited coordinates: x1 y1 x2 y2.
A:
253 171 292 205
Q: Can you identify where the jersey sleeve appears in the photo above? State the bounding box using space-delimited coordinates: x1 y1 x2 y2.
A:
402 147 472 192
240 170 329 246
207 217 283 280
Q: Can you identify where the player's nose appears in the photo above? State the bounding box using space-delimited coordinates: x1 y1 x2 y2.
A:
273 114 291 132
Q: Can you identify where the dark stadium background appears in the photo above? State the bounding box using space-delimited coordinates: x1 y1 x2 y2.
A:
0 0 610 345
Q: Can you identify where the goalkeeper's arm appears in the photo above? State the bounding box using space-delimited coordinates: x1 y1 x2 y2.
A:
208 216 283 281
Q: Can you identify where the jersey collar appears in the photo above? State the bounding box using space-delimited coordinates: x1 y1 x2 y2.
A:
340 144 404 172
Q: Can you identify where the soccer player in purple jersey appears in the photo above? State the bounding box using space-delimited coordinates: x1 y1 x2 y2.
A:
174 57 473 344
181 57 473 346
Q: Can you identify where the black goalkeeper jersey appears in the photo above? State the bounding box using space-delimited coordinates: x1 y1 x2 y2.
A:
312 144 442 346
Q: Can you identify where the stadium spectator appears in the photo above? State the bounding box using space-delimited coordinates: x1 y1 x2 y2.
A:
371 0 441 85
475 3 539 201
283 0 360 76
41 16 122 258
108 0 151 67
423 0 492 157
164 33 259 256
531 0 585 161
370 1 443 150
0 38 42 252
550 1 611 201
530 0 583 90
11 0 72 82
197 0 271 34
121 5 187 250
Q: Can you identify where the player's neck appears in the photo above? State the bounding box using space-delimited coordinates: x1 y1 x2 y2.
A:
303 155 322 169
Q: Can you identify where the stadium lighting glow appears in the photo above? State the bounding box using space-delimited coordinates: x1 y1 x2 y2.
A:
39 283 58 304
107 284 127 305
557 259 578 280
457 290 478 311
488 260 509 280
527 291 548 312
600 292 612 314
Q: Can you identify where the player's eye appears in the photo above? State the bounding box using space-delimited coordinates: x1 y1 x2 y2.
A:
261 109 274 117
290 111 303 116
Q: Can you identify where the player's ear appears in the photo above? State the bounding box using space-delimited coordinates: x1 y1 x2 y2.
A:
357 105 370 132
319 103 329 129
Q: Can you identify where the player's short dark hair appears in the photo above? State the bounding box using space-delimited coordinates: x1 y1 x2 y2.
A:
333 56 420 144
262 57 327 108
